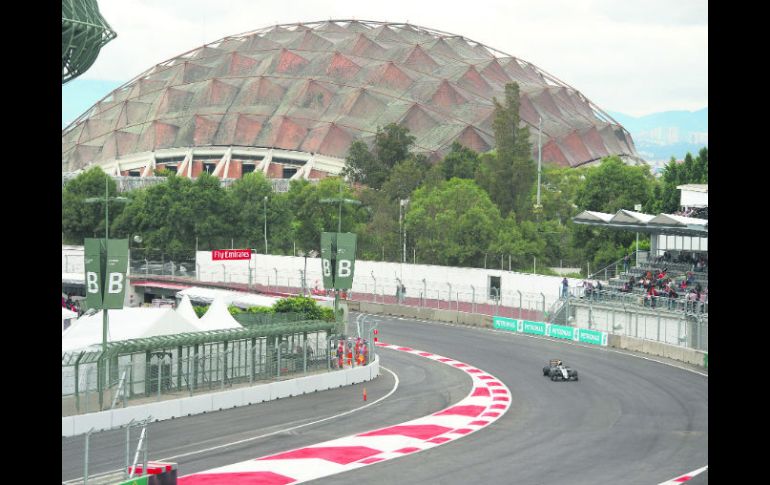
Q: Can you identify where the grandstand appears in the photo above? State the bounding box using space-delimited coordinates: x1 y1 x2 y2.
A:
558 185 708 349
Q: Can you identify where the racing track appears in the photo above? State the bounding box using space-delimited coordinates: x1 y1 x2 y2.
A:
62 311 707 484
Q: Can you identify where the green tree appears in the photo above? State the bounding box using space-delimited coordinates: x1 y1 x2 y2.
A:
286 178 366 253
477 82 535 220
405 178 501 267
229 172 294 254
574 156 654 213
439 141 480 180
341 123 416 189
62 167 124 244
381 156 430 201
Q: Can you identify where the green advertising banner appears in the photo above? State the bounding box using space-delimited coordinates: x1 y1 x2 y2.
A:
103 239 129 309
84 238 128 311
320 232 335 289
320 232 357 290
84 238 105 311
578 328 608 346
492 316 519 332
522 320 547 336
334 232 357 290
548 324 576 340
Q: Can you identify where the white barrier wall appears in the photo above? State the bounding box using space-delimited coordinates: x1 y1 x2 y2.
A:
62 356 379 437
196 252 581 309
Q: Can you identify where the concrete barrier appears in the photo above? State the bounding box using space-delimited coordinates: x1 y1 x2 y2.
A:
608 334 706 367
63 356 380 437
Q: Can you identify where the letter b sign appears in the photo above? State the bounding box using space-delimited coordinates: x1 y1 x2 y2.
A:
337 259 351 277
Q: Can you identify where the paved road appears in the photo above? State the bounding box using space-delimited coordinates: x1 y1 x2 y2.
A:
62 344 470 482
351 312 707 485
62 311 707 484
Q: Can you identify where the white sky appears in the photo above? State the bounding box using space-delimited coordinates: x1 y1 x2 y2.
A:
79 0 707 117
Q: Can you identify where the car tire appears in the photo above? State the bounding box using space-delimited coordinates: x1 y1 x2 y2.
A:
543 366 550 376
551 374 558 381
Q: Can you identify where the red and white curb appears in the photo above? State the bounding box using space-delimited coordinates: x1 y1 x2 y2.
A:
657 465 708 484
179 342 511 484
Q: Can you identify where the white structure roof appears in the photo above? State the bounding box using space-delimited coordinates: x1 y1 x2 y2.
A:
61 308 201 353
197 297 242 330
62 307 78 320
176 286 333 309
175 294 200 326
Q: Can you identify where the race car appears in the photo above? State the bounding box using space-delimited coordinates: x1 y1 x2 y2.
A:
543 359 579 381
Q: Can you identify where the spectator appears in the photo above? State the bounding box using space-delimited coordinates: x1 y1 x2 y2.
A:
561 277 569 298
623 253 630 272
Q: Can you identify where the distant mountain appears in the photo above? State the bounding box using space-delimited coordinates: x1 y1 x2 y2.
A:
608 108 708 164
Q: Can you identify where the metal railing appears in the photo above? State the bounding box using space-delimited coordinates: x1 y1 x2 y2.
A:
62 330 333 416
569 287 708 315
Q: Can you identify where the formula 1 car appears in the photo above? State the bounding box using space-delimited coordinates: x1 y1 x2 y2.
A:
543 359 579 381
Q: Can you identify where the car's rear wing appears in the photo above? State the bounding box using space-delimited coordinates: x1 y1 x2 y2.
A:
549 359 560 366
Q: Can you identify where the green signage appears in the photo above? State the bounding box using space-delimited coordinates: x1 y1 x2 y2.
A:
548 324 575 340
84 238 129 311
522 320 547 336
334 233 357 290
577 328 607 346
493 316 519 332
103 239 129 309
320 232 357 290
84 238 105 311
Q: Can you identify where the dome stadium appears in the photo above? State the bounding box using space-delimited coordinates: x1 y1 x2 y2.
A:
62 19 641 181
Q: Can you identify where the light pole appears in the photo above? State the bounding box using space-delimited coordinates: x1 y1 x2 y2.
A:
84 174 127 410
263 196 268 255
400 199 409 263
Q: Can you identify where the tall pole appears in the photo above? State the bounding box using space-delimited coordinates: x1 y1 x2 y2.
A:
263 196 268 255
536 116 542 208
338 178 343 233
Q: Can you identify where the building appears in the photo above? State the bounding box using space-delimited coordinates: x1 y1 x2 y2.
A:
62 20 641 182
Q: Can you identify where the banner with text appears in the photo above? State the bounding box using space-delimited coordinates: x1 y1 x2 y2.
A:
212 249 252 260
492 316 607 346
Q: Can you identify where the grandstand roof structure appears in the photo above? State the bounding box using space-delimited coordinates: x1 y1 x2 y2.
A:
62 19 642 180
573 209 708 237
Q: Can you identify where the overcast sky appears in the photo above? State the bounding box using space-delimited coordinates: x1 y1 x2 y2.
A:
65 0 707 118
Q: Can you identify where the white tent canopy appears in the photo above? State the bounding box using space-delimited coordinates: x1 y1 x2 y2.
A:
197 297 243 330
62 308 201 353
175 286 333 309
62 307 78 320
175 294 200 326
176 286 283 308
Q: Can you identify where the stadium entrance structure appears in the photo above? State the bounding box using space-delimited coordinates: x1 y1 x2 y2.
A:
63 20 643 181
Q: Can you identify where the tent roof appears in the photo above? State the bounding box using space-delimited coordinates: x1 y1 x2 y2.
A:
62 307 78 319
175 294 200 325
572 209 708 236
197 297 242 330
61 307 201 353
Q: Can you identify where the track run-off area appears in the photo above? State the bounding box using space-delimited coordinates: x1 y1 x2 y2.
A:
62 311 707 485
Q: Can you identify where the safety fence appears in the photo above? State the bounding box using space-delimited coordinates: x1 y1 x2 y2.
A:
569 287 708 315
62 320 348 417
565 296 708 352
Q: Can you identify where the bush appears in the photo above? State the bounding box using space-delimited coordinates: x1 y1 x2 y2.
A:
273 296 328 320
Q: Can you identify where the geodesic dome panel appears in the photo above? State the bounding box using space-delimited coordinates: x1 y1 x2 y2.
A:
62 20 639 171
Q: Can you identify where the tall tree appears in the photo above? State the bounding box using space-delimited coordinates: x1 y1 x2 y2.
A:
477 82 535 220
341 123 415 189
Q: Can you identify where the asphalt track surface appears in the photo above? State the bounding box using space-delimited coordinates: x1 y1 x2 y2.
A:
62 312 707 484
